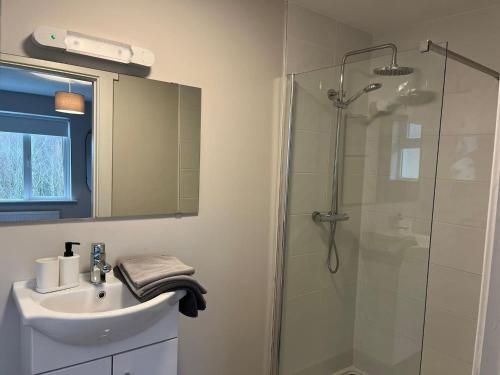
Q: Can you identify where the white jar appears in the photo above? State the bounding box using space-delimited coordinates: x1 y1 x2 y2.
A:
35 257 59 292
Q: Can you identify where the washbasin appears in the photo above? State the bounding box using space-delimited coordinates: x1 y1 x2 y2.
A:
12 273 185 346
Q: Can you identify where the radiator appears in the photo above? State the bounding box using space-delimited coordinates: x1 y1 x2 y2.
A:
0 211 60 222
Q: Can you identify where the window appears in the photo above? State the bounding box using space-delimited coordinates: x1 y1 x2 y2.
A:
390 121 422 181
0 111 71 201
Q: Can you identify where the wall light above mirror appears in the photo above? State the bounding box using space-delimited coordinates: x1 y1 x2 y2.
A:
0 54 201 224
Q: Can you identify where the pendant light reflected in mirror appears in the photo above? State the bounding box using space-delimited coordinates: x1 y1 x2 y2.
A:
55 80 85 115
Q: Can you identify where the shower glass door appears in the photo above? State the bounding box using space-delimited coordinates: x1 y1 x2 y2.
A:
279 46 447 375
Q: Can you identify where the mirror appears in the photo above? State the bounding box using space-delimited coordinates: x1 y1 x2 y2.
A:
0 57 201 224
112 75 201 217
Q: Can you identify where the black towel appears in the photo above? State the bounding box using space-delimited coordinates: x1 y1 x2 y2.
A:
114 266 207 318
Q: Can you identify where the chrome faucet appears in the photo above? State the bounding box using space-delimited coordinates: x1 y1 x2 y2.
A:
90 243 112 284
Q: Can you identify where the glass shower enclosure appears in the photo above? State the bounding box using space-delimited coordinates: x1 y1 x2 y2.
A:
277 45 447 375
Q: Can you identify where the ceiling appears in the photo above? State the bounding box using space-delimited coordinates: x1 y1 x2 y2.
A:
289 0 500 34
0 65 93 100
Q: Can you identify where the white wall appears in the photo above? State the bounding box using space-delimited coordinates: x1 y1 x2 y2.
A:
0 1 285 374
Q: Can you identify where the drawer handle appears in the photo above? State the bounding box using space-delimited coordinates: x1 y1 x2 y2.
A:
124 373 131 375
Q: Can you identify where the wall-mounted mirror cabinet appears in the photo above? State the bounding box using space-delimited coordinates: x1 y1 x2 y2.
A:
0 54 201 224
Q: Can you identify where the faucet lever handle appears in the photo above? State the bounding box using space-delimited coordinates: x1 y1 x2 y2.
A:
91 243 106 255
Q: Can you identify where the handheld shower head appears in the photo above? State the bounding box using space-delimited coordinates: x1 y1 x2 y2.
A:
373 64 414 76
364 83 383 92
343 82 382 106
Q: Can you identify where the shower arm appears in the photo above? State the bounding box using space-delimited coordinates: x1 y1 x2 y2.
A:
339 43 398 96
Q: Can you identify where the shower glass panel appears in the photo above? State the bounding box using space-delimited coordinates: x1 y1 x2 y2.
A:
279 46 447 375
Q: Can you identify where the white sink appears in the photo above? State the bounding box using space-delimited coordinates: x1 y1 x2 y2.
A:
13 273 184 346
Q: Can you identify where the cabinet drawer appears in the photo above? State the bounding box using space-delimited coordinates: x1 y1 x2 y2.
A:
44 357 111 375
113 339 178 375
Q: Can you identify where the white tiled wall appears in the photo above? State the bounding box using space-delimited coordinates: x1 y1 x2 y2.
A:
349 48 446 375
280 78 359 375
280 4 372 374
420 60 498 375
282 3 499 375
286 3 373 74
372 8 500 372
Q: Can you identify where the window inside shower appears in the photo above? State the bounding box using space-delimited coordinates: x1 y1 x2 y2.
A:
390 121 422 181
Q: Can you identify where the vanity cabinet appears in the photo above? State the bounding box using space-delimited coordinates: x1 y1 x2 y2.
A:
44 340 177 375
113 339 178 375
44 358 111 375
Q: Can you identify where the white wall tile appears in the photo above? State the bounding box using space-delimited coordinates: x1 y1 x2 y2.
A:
288 173 329 214
441 90 498 136
430 222 485 274
437 135 493 182
357 248 428 301
280 288 356 374
423 308 477 363
293 84 334 133
286 4 338 73
285 253 328 298
286 4 372 74
372 5 500 73
344 156 366 175
426 263 482 320
356 284 426 341
365 177 436 221
335 21 373 65
344 117 369 156
433 179 490 227
287 214 329 256
291 130 331 173
421 346 472 375
354 315 421 374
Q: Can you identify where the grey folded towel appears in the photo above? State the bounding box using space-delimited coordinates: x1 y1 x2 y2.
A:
114 255 206 318
117 255 195 289
115 267 206 317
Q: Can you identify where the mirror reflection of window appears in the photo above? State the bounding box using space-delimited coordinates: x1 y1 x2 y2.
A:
390 121 422 181
0 64 93 222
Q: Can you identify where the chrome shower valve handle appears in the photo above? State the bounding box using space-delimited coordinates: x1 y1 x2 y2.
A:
312 211 349 223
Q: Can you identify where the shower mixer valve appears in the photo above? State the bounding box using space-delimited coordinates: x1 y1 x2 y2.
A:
312 211 350 223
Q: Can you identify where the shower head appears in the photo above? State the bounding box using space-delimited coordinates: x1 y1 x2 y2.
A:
364 83 382 92
343 82 382 106
373 64 414 76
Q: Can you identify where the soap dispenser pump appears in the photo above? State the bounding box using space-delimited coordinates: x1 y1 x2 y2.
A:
59 242 81 288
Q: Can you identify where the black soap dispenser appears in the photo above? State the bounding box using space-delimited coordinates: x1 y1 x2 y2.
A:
59 242 81 287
